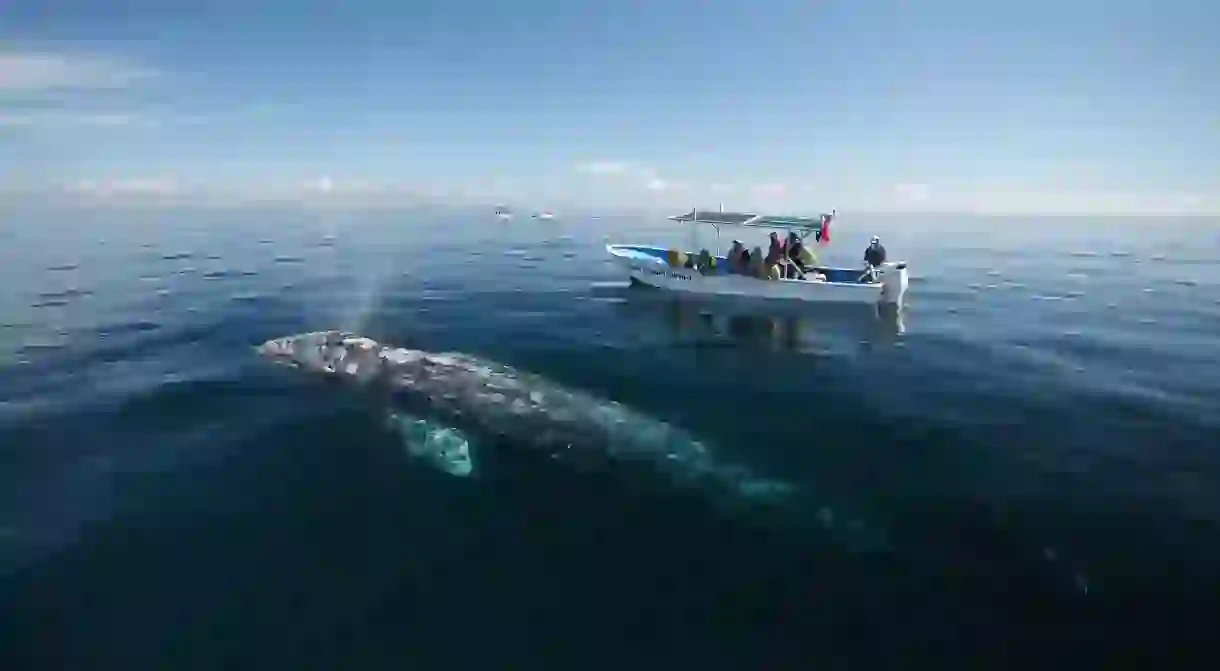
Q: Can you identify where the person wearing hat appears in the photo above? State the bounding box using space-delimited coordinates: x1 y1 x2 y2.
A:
785 231 818 278
764 231 788 280
862 236 886 281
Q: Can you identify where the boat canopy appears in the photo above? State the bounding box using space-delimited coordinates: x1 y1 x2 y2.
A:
668 209 832 232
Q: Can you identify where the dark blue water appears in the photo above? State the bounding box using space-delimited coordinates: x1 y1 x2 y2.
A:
3 204 1219 669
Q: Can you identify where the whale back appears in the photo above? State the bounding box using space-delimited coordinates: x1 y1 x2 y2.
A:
377 349 716 475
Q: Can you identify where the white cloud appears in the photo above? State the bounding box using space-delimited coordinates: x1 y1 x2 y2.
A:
637 166 660 181
575 161 632 176
575 160 688 195
1 110 208 131
0 51 187 136
751 183 788 197
0 112 141 128
892 182 931 204
304 176 336 194
1178 193 1203 209
0 51 154 92
66 177 182 197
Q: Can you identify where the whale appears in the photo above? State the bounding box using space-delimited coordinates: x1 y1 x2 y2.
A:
255 330 794 502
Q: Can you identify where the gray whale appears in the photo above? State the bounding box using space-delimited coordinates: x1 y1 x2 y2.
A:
256 330 793 501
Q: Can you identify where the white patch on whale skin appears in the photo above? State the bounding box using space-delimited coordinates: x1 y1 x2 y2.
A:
382 347 424 365
426 354 462 367
342 337 377 350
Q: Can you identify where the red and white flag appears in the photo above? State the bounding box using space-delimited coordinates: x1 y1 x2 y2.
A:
818 212 833 246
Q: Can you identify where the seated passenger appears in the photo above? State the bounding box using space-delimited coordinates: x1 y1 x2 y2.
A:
796 241 816 269
766 232 787 267
697 248 713 274
785 232 804 278
748 246 766 278
726 240 746 273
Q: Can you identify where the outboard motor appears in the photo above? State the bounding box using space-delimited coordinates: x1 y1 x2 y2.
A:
878 262 909 308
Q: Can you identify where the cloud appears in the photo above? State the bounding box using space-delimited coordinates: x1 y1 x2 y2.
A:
965 188 1218 216
0 110 209 134
575 161 632 176
304 176 335 194
0 112 140 128
0 50 187 135
892 182 931 204
573 162 813 206
575 160 687 194
0 51 154 93
751 183 788 197
65 177 182 197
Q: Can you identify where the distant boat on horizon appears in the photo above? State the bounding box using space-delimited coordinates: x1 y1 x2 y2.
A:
533 210 555 220
494 204 513 220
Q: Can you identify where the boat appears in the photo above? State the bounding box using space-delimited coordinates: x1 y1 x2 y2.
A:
606 208 908 307
494 204 513 220
533 211 555 220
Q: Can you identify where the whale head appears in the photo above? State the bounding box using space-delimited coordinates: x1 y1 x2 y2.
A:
257 330 387 381
258 331 476 476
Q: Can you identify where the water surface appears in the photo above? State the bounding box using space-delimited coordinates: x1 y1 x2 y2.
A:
2 205 1218 669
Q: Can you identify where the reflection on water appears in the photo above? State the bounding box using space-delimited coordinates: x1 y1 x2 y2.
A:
609 284 905 351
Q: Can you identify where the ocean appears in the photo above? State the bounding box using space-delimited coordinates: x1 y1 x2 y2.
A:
2 204 1218 669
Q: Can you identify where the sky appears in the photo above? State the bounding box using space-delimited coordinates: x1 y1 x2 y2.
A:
1 0 1218 214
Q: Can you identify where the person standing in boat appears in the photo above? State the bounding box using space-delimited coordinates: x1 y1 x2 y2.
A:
862 236 887 281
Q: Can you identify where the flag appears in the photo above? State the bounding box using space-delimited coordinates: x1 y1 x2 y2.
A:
818 212 832 246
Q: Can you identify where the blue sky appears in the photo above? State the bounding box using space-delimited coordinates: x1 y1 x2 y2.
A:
2 0 1217 213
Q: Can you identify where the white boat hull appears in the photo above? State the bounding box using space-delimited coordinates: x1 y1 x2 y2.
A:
607 244 908 307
